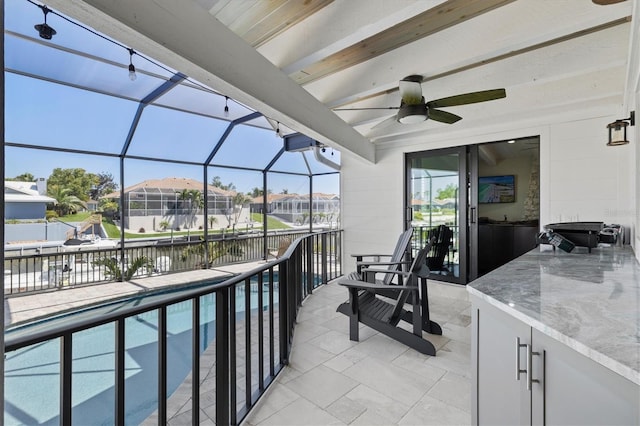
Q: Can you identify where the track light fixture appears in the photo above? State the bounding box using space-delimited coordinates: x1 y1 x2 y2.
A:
224 96 230 118
34 5 56 40
607 111 635 146
128 48 137 81
276 122 281 138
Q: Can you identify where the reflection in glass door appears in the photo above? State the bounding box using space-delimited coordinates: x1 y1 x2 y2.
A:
406 147 468 284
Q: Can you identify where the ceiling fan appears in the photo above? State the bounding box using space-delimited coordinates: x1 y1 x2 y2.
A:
334 75 506 128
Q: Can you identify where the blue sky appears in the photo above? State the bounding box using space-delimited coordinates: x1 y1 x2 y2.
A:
5 0 340 195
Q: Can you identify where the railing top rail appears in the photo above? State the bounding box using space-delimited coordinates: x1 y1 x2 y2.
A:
4 230 337 351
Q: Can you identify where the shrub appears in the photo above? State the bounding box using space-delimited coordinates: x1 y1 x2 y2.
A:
138 227 146 233
175 226 181 231
93 256 153 281
46 210 58 220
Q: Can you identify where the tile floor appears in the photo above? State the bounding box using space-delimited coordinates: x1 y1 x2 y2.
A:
242 280 472 425
4 265 472 425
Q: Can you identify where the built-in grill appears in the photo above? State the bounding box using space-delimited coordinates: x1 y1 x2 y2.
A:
544 222 603 252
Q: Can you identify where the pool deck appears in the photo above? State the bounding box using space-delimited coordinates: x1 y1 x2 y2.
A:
4 261 265 326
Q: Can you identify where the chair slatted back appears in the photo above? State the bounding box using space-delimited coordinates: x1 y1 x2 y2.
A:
379 228 414 285
426 225 452 271
389 239 433 322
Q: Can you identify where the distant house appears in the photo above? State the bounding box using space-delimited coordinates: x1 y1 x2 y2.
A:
5 179 55 220
433 198 457 210
251 192 339 225
85 200 99 212
102 177 248 231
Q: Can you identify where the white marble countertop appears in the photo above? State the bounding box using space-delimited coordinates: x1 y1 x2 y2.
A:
467 245 640 385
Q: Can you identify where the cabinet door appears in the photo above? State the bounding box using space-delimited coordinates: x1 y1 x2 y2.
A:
477 224 493 275
513 226 538 259
473 298 531 425
531 329 640 425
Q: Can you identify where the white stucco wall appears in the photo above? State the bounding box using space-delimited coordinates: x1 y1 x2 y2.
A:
341 104 635 274
631 0 640 261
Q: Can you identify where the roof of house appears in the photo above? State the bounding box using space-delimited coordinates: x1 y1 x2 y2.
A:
5 181 56 203
102 177 236 198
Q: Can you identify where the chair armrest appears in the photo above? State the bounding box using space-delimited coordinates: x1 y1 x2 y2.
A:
360 268 410 278
358 260 410 268
351 253 392 259
338 279 417 291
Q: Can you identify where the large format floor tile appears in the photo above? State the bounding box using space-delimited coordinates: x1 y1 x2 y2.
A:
243 280 472 425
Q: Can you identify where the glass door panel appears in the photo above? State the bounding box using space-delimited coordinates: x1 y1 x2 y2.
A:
406 147 468 284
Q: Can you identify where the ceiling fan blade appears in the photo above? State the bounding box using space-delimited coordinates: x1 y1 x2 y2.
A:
427 89 506 108
399 75 423 105
333 106 399 111
429 109 462 124
371 114 399 130
592 0 626 4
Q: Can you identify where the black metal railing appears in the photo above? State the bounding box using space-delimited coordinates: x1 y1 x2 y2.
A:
4 230 342 425
3 230 315 295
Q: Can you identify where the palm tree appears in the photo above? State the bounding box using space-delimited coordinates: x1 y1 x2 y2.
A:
48 185 86 216
189 189 204 218
231 193 252 232
176 189 204 228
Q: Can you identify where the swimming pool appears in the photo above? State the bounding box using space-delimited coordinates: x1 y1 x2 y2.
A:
4 276 280 425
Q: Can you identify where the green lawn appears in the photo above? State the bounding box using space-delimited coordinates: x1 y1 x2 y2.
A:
251 213 290 230
99 213 290 239
58 212 94 222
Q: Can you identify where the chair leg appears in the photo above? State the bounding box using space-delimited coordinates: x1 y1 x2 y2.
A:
420 277 443 335
349 288 360 341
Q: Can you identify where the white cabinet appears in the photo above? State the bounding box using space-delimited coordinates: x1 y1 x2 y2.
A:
471 296 640 425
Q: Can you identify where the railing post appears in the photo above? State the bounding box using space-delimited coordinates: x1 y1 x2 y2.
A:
215 288 230 426
244 278 252 411
278 262 289 365
158 306 167 424
60 333 73 425
321 232 328 286
192 297 200 425
306 237 313 296
115 318 125 425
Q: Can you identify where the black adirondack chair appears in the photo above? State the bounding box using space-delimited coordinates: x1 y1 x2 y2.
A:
336 241 442 355
426 225 453 271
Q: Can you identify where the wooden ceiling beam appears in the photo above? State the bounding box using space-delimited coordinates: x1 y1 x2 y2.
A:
213 0 335 48
288 0 515 85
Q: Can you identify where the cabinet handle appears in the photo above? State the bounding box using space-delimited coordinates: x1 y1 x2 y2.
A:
516 337 527 381
526 344 541 391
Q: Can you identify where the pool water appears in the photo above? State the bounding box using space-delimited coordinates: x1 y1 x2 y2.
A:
4 277 280 425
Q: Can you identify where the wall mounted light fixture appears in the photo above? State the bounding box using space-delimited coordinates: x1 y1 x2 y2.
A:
607 111 634 146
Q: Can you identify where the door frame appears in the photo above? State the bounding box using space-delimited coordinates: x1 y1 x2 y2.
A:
405 146 469 285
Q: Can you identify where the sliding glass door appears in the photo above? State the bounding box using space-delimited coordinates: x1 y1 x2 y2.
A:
406 147 470 284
